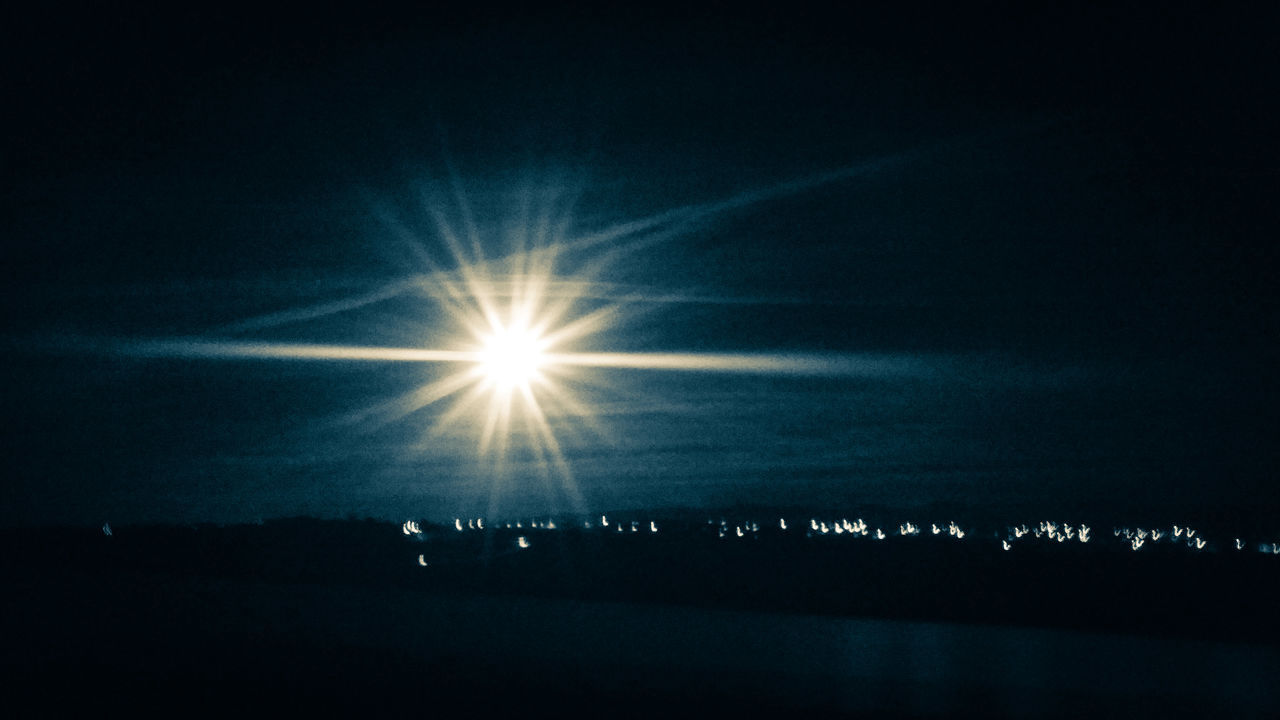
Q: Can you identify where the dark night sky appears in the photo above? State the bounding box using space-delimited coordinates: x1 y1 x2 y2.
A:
3 3 1278 526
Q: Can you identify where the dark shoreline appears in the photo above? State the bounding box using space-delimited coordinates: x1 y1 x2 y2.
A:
5 514 1278 645
5 516 1278 715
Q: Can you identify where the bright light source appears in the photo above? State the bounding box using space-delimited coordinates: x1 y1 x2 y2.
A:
478 323 546 389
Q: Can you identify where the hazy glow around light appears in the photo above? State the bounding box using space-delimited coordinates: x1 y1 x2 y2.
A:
78 160 959 524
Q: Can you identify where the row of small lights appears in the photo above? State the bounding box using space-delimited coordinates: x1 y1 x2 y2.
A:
403 517 1280 559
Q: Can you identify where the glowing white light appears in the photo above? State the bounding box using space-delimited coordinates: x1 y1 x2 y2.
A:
1002 540 1011 551
932 524 942 535
517 536 529 549
736 526 744 537
1079 526 1091 543
810 519 819 531
454 518 463 532
1235 538 1245 550
650 521 658 533
779 518 787 530
602 515 609 527
874 528 886 540
1194 537 1206 550
834 524 845 535
418 554 428 567
468 518 475 530
476 518 484 529
477 323 546 390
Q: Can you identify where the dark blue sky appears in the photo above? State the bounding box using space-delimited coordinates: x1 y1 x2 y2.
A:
3 4 1277 526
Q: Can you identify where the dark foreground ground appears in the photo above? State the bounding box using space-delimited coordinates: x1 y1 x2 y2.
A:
4 516 1277 716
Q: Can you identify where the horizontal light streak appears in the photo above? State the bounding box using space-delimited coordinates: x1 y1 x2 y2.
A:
543 352 926 377
122 339 476 364
111 338 929 377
